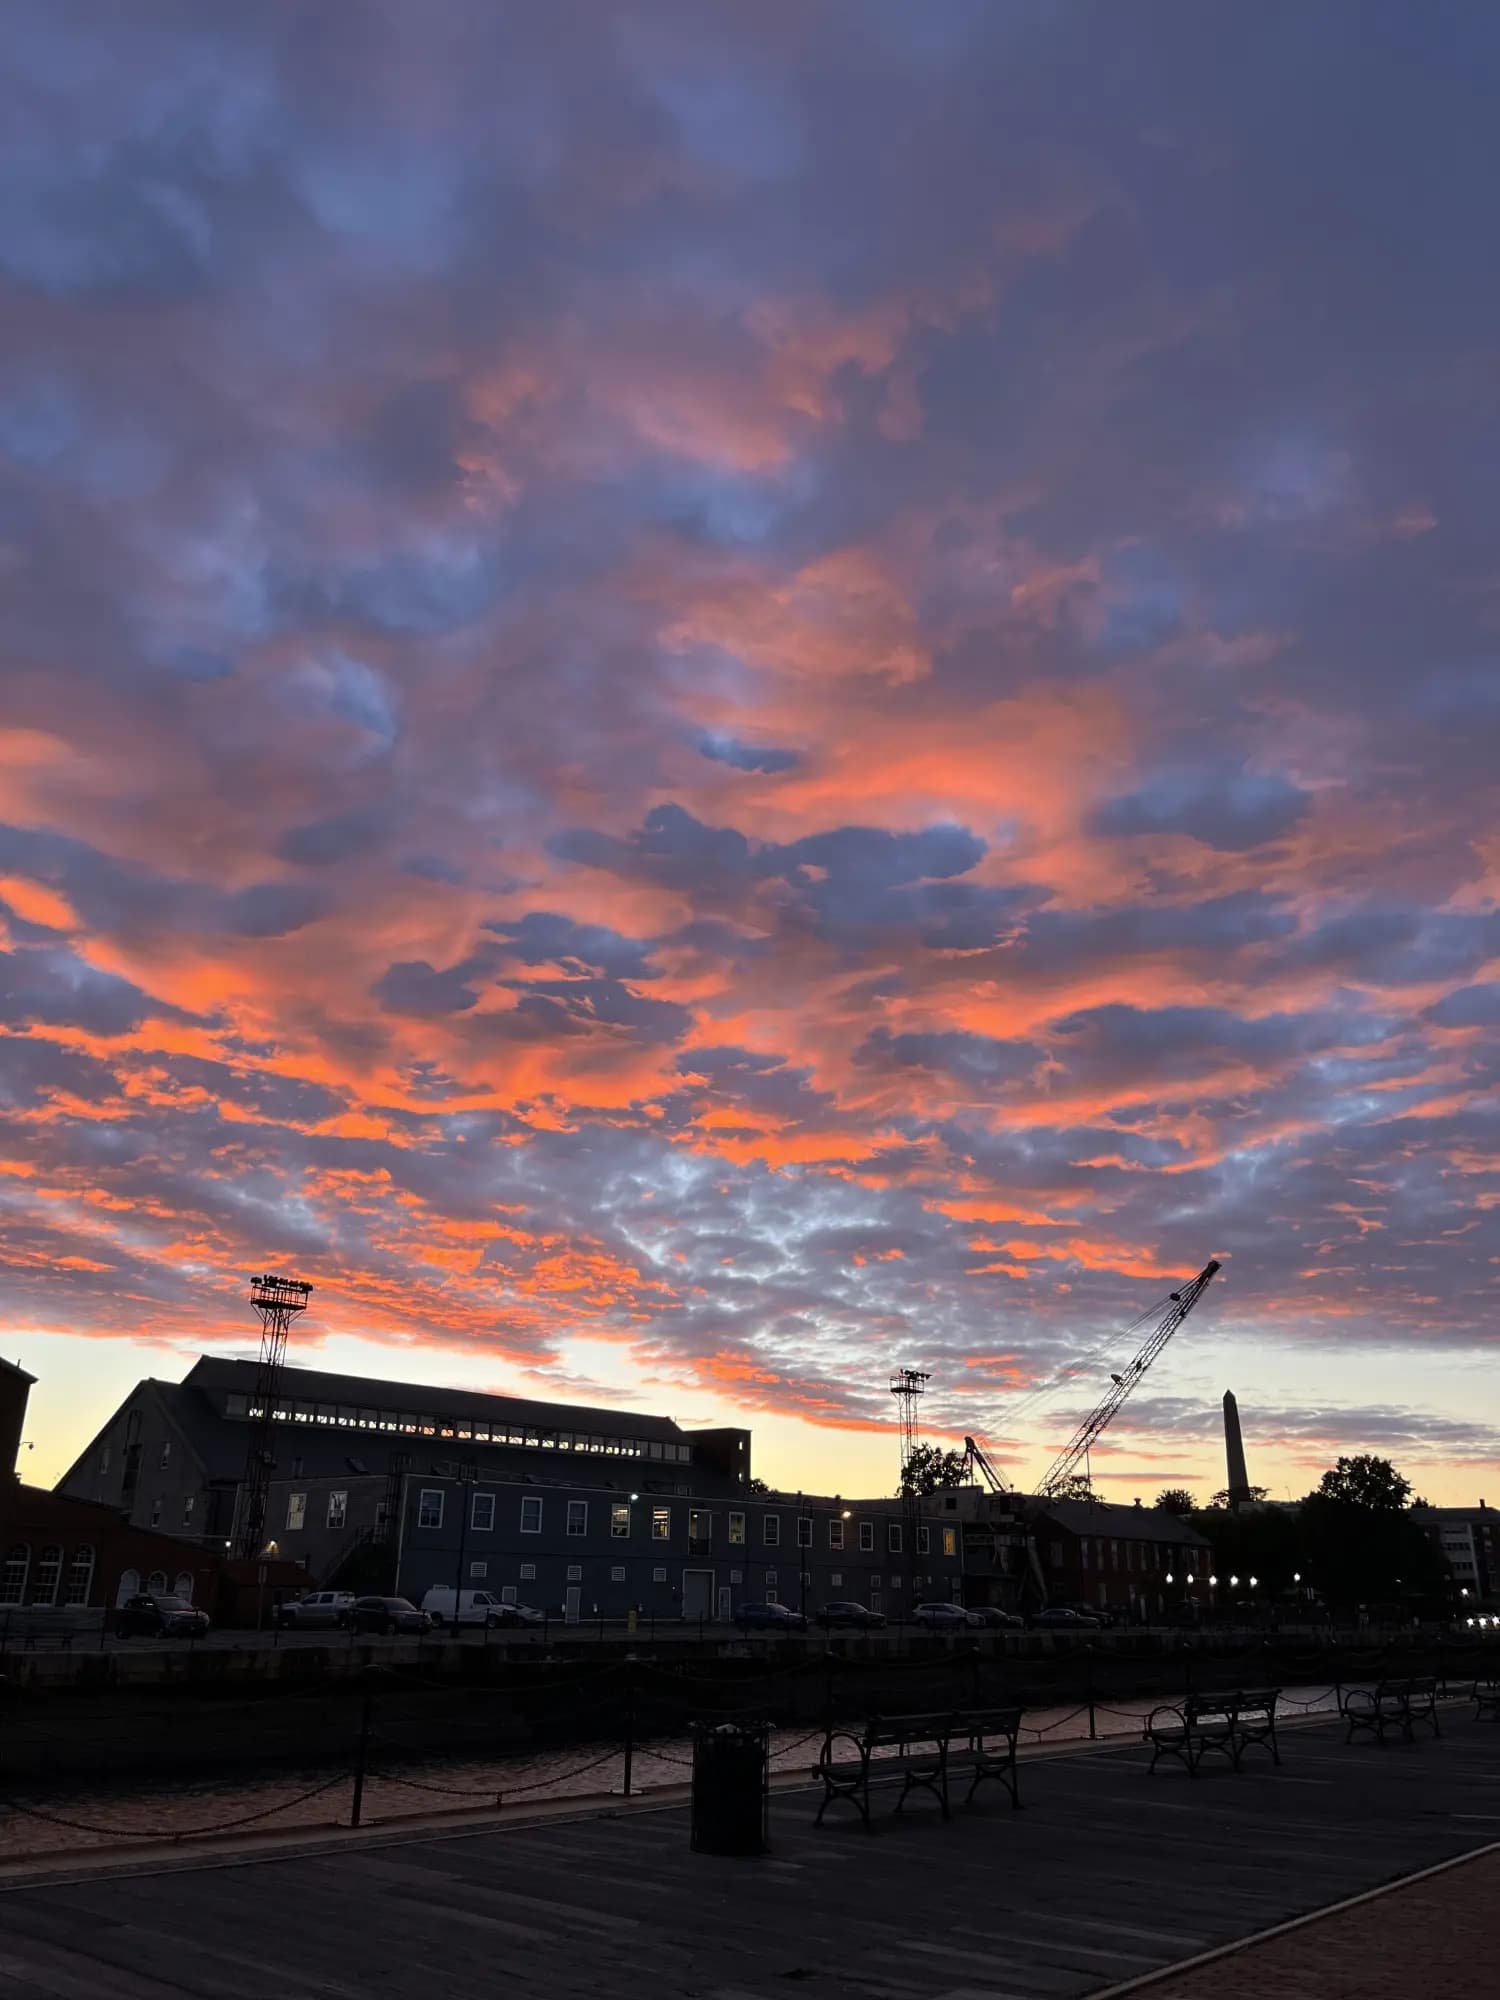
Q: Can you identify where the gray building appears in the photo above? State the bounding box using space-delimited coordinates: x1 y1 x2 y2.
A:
56 1356 962 1619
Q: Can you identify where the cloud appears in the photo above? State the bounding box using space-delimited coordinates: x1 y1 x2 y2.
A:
1 0 1497 1497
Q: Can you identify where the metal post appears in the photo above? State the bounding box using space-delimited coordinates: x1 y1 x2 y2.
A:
1085 1645 1097 1740
451 1482 470 1640
621 1658 636 1798
350 1673 374 1828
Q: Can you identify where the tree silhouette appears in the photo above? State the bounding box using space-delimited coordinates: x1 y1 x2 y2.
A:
896 1443 973 1498
1155 1487 1197 1516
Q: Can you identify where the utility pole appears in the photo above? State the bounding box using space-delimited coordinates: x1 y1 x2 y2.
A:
449 1460 479 1633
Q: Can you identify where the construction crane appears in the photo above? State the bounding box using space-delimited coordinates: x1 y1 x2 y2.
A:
962 1435 1008 1494
1036 1258 1221 1499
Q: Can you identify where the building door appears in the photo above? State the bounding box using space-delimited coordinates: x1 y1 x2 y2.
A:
716 1585 732 1622
563 1586 581 1623
682 1569 713 1622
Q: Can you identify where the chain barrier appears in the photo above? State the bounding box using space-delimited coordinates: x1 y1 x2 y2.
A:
0 1772 349 1841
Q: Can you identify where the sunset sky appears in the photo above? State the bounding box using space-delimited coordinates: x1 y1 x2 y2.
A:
3 2 1498 1507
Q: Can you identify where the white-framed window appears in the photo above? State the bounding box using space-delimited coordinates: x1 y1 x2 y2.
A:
286 1493 307 1531
611 1503 630 1538
520 1562 536 1580
566 1564 582 1581
417 1489 443 1530
652 1506 670 1540
797 1516 812 1548
472 1493 496 1532
830 1571 842 1587
764 1569 778 1588
0 1545 28 1606
653 1565 667 1583
520 1495 543 1533
859 1521 874 1551
763 1515 780 1546
64 1545 95 1606
327 1491 347 1530
146 1569 167 1594
182 1495 195 1527
916 1525 930 1554
611 1565 626 1582
887 1522 903 1553
567 1500 588 1537
943 1527 957 1557
32 1545 62 1607
871 1573 882 1588
469 1561 488 1579
729 1511 745 1544
829 1518 844 1549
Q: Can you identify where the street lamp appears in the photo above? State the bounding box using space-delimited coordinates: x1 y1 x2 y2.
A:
1165 1572 1174 1585
1248 1575 1258 1588
1230 1574 1240 1588
1185 1572 1195 1585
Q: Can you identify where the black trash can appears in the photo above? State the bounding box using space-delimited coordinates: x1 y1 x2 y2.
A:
690 1718 769 1855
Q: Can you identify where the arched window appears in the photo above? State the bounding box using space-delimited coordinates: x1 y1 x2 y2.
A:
116 1568 140 1607
0 1545 29 1606
173 1572 194 1603
146 1570 167 1596
31 1546 62 1607
64 1546 96 1607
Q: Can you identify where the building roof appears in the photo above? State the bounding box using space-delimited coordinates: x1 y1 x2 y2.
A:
1032 1496 1212 1545
0 1357 37 1386
183 1356 717 1447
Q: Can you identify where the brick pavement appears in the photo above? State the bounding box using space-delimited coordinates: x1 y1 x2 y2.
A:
1115 1845 1500 1999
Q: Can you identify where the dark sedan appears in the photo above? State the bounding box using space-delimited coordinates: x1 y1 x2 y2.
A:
734 1601 809 1632
965 1605 1025 1629
349 1595 432 1636
115 1593 210 1639
1029 1606 1102 1631
815 1600 887 1629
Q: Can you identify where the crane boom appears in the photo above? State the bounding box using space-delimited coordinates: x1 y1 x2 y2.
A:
963 1435 1008 1494
1037 1259 1221 1497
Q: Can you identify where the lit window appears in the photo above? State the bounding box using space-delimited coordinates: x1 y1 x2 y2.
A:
567 1501 588 1537
520 1496 543 1534
326 1491 347 1530
729 1511 746 1545
652 1507 670 1540
286 1493 307 1531
417 1490 443 1530
943 1527 957 1558
611 1504 630 1538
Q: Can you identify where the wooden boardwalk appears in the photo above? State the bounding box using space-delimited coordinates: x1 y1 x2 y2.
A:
1 1712 1498 1998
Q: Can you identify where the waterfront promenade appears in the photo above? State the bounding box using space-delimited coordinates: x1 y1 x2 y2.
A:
1 1711 1497 1997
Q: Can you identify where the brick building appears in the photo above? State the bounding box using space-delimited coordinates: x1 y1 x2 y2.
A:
1413 1503 1498 1606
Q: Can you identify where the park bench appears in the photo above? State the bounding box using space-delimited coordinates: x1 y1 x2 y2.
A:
1473 1682 1500 1723
814 1704 1025 1826
1340 1675 1442 1745
1144 1687 1282 1776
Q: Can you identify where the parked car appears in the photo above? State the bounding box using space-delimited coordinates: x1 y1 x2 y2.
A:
420 1586 540 1629
815 1600 887 1629
911 1601 971 1629
349 1595 432 1636
734 1601 809 1632
274 1590 356 1631
1030 1606 1103 1631
965 1605 1025 1629
116 1593 210 1640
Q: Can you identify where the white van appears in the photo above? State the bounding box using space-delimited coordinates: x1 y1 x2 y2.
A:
419 1587 541 1629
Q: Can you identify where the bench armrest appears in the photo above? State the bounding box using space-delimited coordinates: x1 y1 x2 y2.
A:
1145 1703 1187 1737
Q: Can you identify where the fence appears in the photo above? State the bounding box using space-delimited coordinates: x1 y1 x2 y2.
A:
0 1634 1496 1862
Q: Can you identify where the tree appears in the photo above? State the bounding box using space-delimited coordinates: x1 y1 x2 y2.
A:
1155 1488 1197 1516
1048 1472 1095 1502
746 1477 770 1496
1315 1455 1412 1511
1209 1485 1268 1509
897 1443 973 1498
